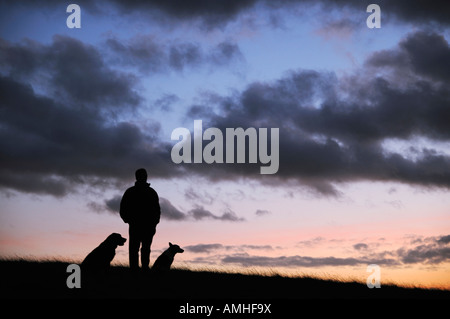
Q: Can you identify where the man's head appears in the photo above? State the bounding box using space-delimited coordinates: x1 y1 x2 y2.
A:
135 168 148 182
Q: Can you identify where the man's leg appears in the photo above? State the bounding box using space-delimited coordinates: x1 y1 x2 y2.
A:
141 228 156 270
129 225 141 270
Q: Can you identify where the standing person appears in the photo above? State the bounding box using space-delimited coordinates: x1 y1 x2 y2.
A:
120 168 161 271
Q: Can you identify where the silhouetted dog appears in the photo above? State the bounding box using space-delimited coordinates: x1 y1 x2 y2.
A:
152 242 184 271
81 233 126 273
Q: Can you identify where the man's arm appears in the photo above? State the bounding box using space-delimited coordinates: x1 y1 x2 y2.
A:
119 190 130 223
153 189 161 225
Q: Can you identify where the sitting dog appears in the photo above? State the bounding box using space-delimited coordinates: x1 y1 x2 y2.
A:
81 233 126 273
152 242 184 271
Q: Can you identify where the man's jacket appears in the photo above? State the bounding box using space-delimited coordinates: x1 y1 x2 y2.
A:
120 181 161 226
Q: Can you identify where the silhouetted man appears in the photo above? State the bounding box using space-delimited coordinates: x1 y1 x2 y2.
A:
120 168 161 271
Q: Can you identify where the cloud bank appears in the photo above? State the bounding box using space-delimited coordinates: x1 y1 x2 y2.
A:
1 30 450 198
0 35 179 196
187 235 450 268
180 30 450 195
6 0 450 28
1 0 450 202
89 194 244 222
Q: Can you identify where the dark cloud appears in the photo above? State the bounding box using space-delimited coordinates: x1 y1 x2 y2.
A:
219 234 450 268
184 187 215 205
106 0 259 29
1 30 450 198
437 235 450 245
297 237 326 248
353 243 368 251
189 205 244 222
374 0 450 26
397 234 450 264
105 0 450 28
0 73 174 195
179 30 450 195
168 42 202 71
4 0 450 31
255 209 270 216
209 42 244 66
239 244 274 251
106 36 243 74
86 196 244 222
153 94 180 112
159 197 187 220
314 18 360 40
105 196 121 213
156 198 244 221
0 36 177 196
398 245 450 265
0 36 141 108
185 243 224 254
105 36 166 74
221 254 398 268
86 196 122 215
185 243 273 254
366 30 450 84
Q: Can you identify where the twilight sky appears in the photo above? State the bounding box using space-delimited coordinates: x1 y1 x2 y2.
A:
1 0 449 289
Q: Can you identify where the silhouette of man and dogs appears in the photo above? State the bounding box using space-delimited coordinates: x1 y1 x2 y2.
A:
82 168 183 274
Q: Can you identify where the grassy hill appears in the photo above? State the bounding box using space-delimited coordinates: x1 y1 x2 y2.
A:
1 259 449 300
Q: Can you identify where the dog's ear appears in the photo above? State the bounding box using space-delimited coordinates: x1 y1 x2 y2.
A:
169 242 173 247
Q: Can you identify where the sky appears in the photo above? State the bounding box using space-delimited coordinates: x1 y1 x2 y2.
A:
1 0 450 289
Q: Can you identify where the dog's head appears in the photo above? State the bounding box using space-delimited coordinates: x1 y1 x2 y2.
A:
107 233 127 246
168 242 184 254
